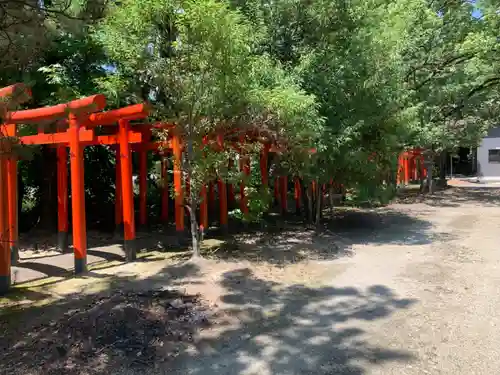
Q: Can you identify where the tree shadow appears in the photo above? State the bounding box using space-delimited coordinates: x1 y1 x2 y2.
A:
166 267 417 375
203 226 354 265
394 186 500 208
0 264 417 375
424 187 500 208
202 207 445 265
17 230 181 261
323 208 452 247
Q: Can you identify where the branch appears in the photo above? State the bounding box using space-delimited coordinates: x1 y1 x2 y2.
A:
441 76 500 119
0 0 84 20
410 53 475 91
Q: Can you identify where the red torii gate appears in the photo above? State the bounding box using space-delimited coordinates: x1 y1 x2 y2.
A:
0 85 315 294
0 84 34 293
42 104 149 259
397 148 427 185
0 84 150 293
124 124 285 236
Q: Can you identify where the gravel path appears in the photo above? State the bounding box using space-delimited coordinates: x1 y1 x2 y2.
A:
164 187 500 375
2 187 500 375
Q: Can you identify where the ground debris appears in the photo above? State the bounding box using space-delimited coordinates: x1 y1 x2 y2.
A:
2 288 214 374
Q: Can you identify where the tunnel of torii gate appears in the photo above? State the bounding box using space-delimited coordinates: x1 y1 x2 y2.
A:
0 84 307 294
123 124 296 235
0 84 432 293
397 149 428 186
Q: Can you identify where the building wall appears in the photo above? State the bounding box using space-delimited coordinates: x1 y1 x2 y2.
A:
477 127 500 179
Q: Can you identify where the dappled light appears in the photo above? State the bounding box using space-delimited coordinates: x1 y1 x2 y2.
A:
1 0 499 373
0 263 416 375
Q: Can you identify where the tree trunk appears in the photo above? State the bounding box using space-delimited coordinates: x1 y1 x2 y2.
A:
424 153 434 194
419 157 425 193
185 137 201 258
315 184 322 227
187 202 201 258
439 151 447 181
305 183 313 223
329 184 334 217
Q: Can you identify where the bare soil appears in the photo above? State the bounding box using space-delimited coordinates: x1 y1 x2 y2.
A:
2 186 500 374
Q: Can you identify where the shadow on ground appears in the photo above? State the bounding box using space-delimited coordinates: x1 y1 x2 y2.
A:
17 230 180 258
395 186 500 208
13 201 441 285
323 208 450 246
201 207 443 265
12 229 186 283
0 262 417 375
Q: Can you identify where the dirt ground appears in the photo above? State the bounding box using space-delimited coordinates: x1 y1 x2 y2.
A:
2 186 500 374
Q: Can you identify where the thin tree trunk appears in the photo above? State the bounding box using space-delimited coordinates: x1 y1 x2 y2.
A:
329 184 334 216
305 183 313 223
185 133 201 258
186 202 200 258
439 151 447 181
419 157 425 193
315 184 321 226
424 153 434 194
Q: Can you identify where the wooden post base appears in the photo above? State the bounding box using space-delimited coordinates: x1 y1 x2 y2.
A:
124 239 136 261
58 231 69 253
0 275 11 295
74 257 87 274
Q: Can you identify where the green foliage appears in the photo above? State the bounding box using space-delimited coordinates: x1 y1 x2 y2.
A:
3 0 500 233
96 0 323 234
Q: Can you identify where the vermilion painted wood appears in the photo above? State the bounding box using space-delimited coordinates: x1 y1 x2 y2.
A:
7 158 17 260
138 150 148 227
397 149 426 185
115 147 123 228
118 120 136 244
161 158 169 223
294 178 301 212
89 132 143 146
46 131 143 147
404 156 410 184
56 146 68 234
216 134 228 229
0 158 10 288
68 113 88 273
84 103 149 127
5 95 106 123
115 145 123 230
4 124 18 262
397 155 402 185
21 129 94 145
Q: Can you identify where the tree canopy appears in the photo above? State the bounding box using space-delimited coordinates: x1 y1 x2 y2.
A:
1 0 499 249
